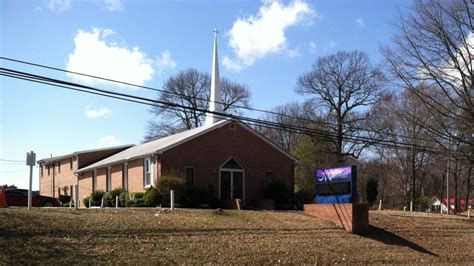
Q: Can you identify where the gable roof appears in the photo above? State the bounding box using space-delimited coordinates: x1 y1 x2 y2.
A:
37 144 135 165
76 119 297 173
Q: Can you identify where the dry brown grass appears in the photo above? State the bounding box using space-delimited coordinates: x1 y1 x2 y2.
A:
0 208 473 264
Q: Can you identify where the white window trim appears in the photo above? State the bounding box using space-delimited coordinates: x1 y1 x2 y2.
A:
144 157 153 188
219 158 245 202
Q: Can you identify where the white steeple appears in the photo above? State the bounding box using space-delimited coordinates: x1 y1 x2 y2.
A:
205 27 224 126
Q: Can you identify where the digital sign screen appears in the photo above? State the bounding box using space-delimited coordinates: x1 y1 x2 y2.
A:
315 166 356 204
316 182 351 195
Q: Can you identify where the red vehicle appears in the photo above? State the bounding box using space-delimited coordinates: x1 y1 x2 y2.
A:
4 189 59 207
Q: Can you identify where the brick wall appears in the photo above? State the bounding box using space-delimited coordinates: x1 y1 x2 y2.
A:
110 164 123 190
127 158 145 192
39 157 78 198
304 203 369 234
71 121 295 203
39 146 131 199
161 122 294 203
78 171 93 203
39 164 51 196
96 168 107 192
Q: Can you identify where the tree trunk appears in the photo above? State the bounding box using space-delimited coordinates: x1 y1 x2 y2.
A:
466 165 472 211
411 150 416 208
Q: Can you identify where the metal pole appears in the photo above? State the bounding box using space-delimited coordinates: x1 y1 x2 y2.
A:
170 190 174 211
26 151 35 210
28 164 33 210
447 137 450 215
74 185 79 210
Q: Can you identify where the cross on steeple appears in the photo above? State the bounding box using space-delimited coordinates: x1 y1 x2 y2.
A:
205 26 223 126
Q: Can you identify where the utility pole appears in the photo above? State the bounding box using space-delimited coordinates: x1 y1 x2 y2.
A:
26 151 36 210
447 137 451 215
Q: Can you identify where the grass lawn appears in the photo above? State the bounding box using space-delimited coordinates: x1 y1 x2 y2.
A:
0 208 473 264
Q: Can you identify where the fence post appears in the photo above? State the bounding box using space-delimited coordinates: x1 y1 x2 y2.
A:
468 206 471 219
378 200 382 211
170 190 174 211
410 201 413 212
101 198 104 208
116 195 119 208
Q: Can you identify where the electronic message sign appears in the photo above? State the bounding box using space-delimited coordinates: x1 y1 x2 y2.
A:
315 166 357 204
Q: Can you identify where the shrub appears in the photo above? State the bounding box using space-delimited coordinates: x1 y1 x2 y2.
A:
263 179 289 205
90 190 105 201
416 196 431 211
294 190 315 210
83 196 91 208
144 187 162 207
88 190 106 207
58 195 71 205
182 185 216 208
118 192 128 207
125 192 147 207
131 192 145 199
156 175 184 207
110 188 126 199
366 177 379 206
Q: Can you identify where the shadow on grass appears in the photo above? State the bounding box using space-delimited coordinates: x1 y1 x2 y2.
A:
366 225 438 257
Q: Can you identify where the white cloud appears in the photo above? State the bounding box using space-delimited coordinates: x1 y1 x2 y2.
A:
328 40 336 48
85 106 111 118
223 0 315 71
95 135 121 148
104 0 122 11
309 41 316 49
48 0 71 12
66 28 155 88
287 48 301 58
222 56 244 72
155 51 176 74
355 17 365 27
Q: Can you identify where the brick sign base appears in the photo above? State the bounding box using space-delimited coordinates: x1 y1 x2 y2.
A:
304 203 369 235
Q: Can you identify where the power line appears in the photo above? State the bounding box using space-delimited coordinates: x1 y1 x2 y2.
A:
0 159 25 163
0 162 27 165
1 66 464 158
0 56 439 145
0 67 454 155
0 169 28 173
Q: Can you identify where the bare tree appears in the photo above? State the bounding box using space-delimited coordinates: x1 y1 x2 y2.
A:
371 88 440 207
296 50 387 163
382 0 473 160
145 68 251 140
257 101 317 153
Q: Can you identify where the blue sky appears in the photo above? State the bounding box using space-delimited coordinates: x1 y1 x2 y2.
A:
0 0 410 189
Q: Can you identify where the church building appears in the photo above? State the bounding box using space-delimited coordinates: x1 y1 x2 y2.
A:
40 30 297 207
